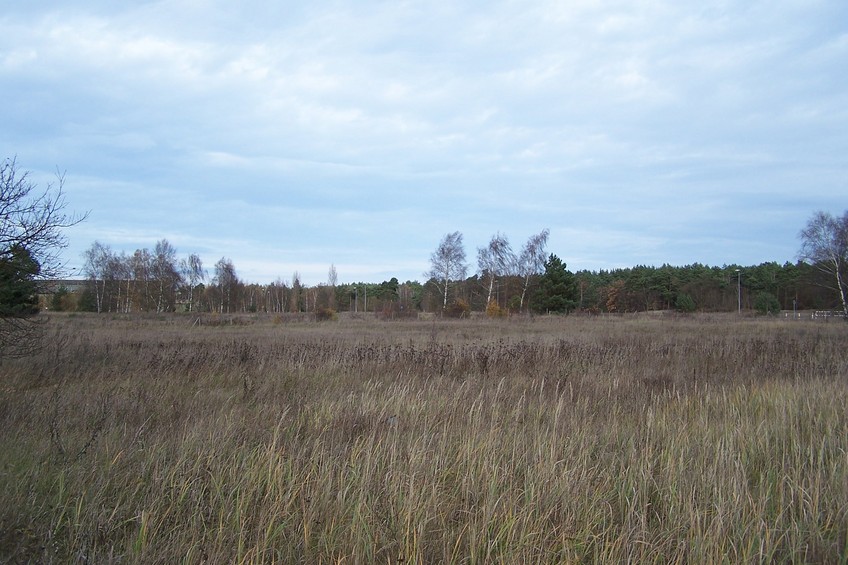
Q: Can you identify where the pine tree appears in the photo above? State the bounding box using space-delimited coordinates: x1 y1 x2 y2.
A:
0 244 40 318
533 254 577 313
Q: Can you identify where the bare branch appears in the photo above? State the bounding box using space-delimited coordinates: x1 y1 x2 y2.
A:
798 210 848 316
1 157 87 356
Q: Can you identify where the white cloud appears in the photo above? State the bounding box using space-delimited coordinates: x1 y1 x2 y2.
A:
2 0 846 284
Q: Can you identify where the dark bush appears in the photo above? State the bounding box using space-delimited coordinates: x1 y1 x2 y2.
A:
315 307 337 321
675 293 696 313
754 292 781 315
444 299 470 319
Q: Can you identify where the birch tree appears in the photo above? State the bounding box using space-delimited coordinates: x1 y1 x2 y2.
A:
82 241 112 313
328 264 338 310
180 253 205 312
107 251 131 313
131 248 153 311
269 278 287 313
517 229 550 310
214 257 238 313
477 233 515 306
426 231 467 309
152 239 181 312
798 210 848 317
290 272 302 313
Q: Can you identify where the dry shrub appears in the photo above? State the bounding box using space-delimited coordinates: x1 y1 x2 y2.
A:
485 299 507 318
314 307 337 321
444 299 470 318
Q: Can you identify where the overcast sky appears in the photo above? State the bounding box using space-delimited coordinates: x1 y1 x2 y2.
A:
2 1 846 284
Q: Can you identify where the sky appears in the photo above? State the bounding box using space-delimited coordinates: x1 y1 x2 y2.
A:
1 1 846 285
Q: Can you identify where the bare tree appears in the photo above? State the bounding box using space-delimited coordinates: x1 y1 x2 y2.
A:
180 253 206 313
426 231 467 309
1 157 86 355
83 244 138 312
107 251 132 313
82 241 113 313
799 210 848 316
151 239 182 312
131 248 154 311
268 278 288 313
1 158 86 280
517 229 550 311
290 272 302 313
477 233 515 306
214 258 239 313
328 264 338 310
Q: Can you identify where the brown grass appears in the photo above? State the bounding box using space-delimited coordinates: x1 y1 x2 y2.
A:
1 313 847 563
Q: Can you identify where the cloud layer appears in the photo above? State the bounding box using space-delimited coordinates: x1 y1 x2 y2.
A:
2 1 846 283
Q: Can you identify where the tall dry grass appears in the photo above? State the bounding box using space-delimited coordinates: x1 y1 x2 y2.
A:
1 313 846 563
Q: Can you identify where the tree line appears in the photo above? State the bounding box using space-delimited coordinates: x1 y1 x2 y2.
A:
423 230 841 316
2 156 845 326
66 220 846 317
77 239 425 316
423 214 848 317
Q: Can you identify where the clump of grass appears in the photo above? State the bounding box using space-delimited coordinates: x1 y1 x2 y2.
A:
0 314 846 562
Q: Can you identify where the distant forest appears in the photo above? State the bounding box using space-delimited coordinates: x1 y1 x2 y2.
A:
44 237 842 317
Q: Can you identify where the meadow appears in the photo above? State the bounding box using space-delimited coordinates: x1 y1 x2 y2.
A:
1 312 846 563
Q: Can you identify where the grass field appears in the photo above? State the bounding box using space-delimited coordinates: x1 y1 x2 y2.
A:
1 313 847 563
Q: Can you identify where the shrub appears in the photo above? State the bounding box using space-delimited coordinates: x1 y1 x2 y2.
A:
315 307 337 321
50 285 70 311
76 287 98 312
675 293 696 313
754 292 781 315
486 299 507 318
444 299 470 318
